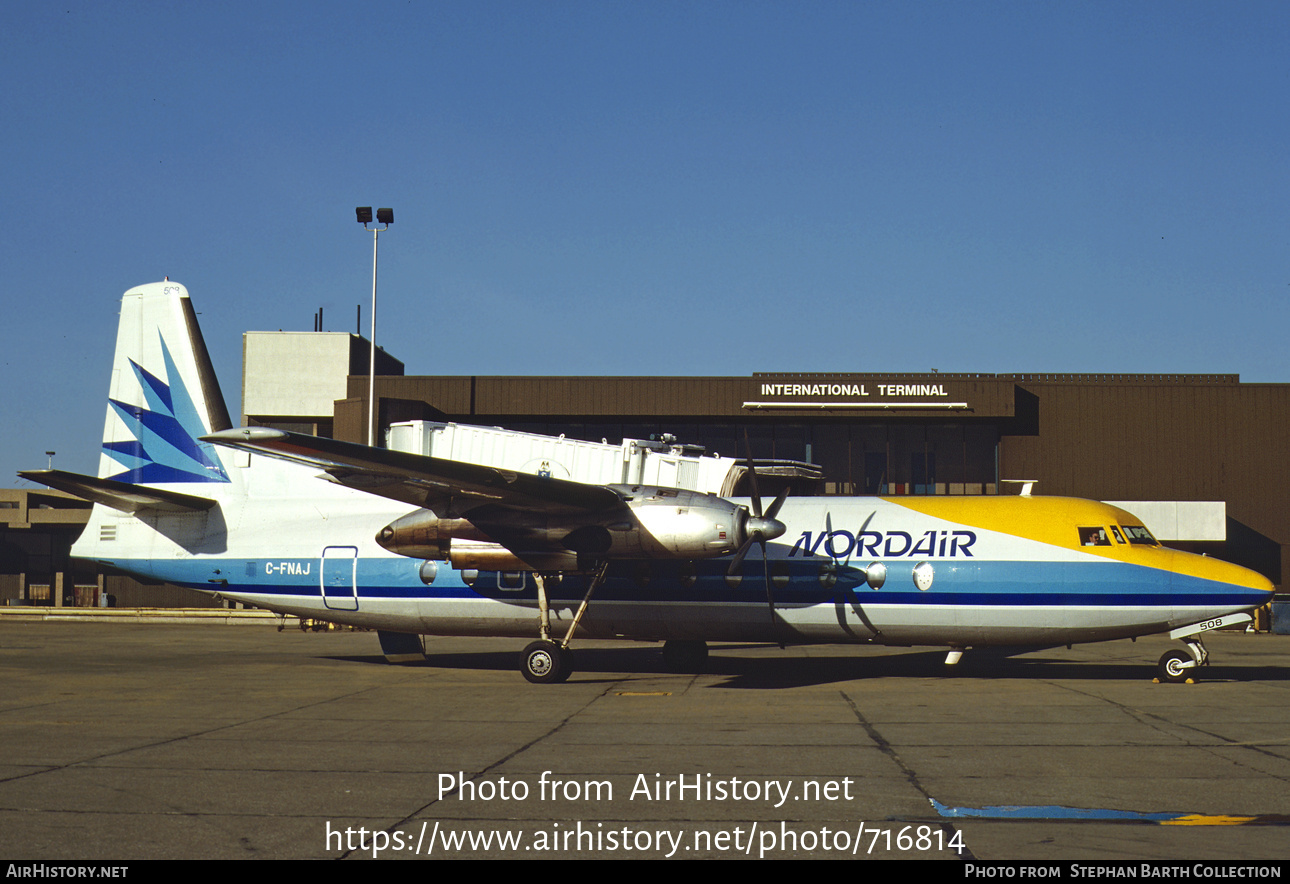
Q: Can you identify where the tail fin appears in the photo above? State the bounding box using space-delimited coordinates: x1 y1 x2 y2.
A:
99 281 234 486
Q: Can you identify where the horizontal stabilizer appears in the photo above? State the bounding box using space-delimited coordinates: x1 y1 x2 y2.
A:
19 469 217 514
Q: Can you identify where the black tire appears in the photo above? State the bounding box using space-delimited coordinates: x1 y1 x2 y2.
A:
662 640 709 673
521 640 570 684
552 648 573 683
1158 650 1194 683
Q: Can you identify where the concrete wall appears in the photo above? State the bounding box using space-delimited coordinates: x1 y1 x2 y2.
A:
242 332 360 423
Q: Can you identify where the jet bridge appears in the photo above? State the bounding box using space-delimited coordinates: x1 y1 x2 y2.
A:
385 420 744 493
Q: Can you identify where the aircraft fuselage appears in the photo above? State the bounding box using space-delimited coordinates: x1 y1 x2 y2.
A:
77 481 1272 649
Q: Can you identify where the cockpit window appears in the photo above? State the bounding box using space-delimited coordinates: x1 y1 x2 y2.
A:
1123 525 1159 546
1109 525 1125 544
1079 527 1110 546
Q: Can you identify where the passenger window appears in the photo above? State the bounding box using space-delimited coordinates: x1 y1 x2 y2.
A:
1079 527 1110 546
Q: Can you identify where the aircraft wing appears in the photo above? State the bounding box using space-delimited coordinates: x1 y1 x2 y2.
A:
201 428 625 515
18 469 218 513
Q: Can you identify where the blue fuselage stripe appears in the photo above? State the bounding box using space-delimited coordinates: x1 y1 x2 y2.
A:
100 556 1270 610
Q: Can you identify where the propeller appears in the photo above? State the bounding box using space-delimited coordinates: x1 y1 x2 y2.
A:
728 435 789 628
828 508 884 639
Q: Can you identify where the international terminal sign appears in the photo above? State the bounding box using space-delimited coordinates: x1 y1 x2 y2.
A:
744 380 970 411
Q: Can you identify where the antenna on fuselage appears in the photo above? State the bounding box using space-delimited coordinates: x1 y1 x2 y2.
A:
1001 479 1038 497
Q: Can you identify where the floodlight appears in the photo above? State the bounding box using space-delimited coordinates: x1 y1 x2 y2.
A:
354 205 394 445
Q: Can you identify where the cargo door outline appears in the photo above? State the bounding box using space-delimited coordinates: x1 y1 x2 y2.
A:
321 546 359 611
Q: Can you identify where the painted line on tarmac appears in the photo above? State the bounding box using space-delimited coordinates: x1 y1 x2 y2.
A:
929 799 1290 826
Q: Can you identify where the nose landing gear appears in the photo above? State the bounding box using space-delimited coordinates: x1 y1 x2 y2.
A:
1157 647 1201 683
1155 612 1252 683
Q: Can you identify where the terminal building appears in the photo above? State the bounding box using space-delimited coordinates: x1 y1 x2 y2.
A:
5 328 1289 607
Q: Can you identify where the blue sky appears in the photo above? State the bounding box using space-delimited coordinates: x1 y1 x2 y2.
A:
4 1 1288 482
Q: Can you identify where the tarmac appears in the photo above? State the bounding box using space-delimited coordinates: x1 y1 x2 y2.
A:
0 613 1288 861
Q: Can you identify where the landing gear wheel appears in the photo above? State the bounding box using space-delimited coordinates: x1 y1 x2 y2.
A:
1158 650 1194 684
521 640 572 684
662 640 709 673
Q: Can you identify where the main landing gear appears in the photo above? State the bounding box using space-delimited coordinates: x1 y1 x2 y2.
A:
519 562 609 684
521 639 572 684
1155 612 1254 684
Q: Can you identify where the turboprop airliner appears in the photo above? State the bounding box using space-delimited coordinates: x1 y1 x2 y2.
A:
21 281 1275 684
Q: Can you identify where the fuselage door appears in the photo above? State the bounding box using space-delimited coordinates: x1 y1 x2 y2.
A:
321 545 359 611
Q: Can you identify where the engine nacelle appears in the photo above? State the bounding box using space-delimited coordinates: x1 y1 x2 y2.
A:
448 542 578 572
376 511 490 560
610 486 745 559
375 487 781 568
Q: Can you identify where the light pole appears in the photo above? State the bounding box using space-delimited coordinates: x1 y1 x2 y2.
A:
355 207 393 446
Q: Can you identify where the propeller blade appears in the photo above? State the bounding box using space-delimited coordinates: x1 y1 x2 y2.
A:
728 538 754 574
743 444 763 517
737 430 786 639
761 538 775 625
765 484 789 521
741 433 780 628
854 509 876 576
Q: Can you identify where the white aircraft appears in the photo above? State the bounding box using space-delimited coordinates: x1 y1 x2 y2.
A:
22 281 1275 684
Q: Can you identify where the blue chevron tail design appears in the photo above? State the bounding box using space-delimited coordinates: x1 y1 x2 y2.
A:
103 335 230 484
